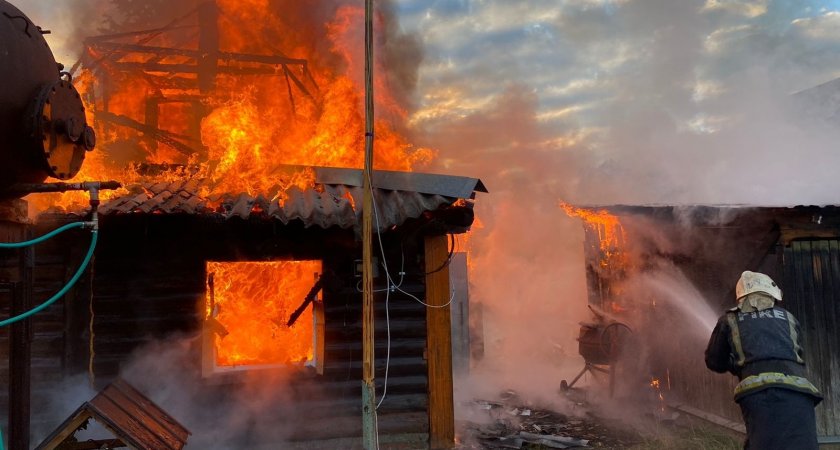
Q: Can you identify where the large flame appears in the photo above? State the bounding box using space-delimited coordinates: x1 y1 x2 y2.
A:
206 260 321 367
559 203 625 254
30 0 435 211
561 202 630 313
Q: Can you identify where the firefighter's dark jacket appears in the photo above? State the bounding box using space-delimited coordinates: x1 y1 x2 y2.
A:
705 306 822 402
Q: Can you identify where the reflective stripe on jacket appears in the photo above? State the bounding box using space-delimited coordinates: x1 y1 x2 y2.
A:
734 372 821 402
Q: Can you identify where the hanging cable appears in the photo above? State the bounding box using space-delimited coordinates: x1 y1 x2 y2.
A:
0 221 86 249
424 233 455 275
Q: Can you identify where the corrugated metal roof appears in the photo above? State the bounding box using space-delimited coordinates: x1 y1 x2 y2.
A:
91 167 485 231
35 378 190 450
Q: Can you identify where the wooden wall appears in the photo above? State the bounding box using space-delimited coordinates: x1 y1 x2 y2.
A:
3 214 451 448
783 240 840 438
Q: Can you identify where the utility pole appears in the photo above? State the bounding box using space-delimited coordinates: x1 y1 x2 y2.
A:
361 0 377 449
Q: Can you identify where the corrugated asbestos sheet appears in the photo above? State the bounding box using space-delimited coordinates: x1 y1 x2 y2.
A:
94 167 486 231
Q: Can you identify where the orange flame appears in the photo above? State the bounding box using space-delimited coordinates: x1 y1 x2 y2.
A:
559 203 626 253
206 260 321 367
29 1 436 212
650 377 667 411
559 202 629 272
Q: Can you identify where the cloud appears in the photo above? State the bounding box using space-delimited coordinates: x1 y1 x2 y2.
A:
703 0 770 18
403 0 840 205
792 11 840 41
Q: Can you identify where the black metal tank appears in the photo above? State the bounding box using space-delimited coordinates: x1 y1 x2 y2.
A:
0 0 95 190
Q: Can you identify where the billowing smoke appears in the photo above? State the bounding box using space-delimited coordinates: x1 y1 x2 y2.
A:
421 88 590 407
405 0 840 422
9 0 103 63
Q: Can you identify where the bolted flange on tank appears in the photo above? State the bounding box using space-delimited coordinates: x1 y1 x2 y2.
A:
0 0 95 193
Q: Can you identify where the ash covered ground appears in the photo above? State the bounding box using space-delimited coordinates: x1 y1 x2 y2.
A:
455 389 741 450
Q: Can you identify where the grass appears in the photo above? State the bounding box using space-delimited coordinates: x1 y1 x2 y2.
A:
518 424 741 450
626 425 742 450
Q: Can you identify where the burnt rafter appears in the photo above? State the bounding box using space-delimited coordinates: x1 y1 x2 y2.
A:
95 110 198 156
78 1 319 156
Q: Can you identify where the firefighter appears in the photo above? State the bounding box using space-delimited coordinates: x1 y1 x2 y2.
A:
705 271 822 450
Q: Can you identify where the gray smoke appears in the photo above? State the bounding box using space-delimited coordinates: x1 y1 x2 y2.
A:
405 0 840 422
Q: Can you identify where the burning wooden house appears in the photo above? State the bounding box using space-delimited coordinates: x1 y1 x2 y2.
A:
567 204 840 445
1 167 485 449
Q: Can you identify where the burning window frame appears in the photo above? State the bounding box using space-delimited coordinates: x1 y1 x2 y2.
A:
201 259 325 377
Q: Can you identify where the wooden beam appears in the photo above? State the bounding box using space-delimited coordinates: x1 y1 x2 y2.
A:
10 236 33 450
197 2 219 94
425 234 454 449
112 62 281 75
34 410 92 450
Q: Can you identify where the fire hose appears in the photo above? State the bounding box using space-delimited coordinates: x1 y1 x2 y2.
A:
0 224 97 328
0 182 114 328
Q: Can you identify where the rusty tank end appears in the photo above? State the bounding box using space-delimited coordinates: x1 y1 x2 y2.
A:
0 0 95 190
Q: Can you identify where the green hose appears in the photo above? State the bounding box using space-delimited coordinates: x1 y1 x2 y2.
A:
0 222 86 249
0 230 98 328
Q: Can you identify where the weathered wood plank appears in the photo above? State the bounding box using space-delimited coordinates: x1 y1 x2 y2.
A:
425 234 454 449
816 241 836 435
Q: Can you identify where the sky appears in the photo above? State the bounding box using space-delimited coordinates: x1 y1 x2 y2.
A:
393 0 840 205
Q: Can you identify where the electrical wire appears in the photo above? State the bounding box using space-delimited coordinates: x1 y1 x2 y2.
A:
0 221 86 249
368 176 391 412
0 230 98 328
395 285 456 309
366 169 458 413
424 233 455 275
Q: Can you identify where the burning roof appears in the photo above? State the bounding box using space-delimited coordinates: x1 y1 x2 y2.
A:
46 166 486 232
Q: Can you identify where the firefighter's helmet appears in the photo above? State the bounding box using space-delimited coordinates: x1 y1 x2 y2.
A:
735 271 782 302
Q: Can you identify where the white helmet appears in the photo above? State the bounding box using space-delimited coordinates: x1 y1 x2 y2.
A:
735 271 782 302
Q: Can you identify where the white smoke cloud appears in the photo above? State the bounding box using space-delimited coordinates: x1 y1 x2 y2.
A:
398 0 840 423
403 0 840 204
9 0 103 64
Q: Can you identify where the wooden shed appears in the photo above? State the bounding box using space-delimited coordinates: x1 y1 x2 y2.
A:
574 205 840 444
0 166 486 449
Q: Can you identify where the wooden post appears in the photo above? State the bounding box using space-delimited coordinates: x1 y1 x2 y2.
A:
197 2 219 94
9 231 33 450
195 1 219 158
361 0 377 448
425 234 454 449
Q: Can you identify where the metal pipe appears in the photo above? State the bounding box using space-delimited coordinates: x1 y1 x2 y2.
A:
1 180 121 197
